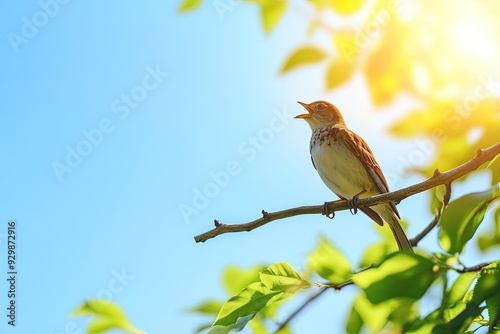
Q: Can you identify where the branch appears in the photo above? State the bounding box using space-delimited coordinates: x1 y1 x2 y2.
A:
410 182 452 246
274 280 354 333
273 287 328 333
455 262 492 273
194 142 500 243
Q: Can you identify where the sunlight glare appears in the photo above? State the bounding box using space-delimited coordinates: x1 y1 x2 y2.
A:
451 20 496 59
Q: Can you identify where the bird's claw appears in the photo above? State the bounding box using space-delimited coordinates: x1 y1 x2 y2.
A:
322 202 335 219
348 190 366 215
348 197 359 215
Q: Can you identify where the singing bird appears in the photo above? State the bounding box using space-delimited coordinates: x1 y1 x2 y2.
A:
295 100 413 252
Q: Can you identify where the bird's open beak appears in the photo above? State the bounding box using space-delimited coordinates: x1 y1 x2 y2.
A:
295 101 313 119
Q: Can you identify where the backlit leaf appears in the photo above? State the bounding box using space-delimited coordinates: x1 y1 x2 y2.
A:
223 265 266 296
213 282 282 327
325 57 354 90
352 252 437 303
261 0 288 34
328 0 365 14
471 261 500 305
432 304 483 334
212 263 310 330
439 185 500 254
445 272 476 306
307 236 352 284
177 0 203 13
486 296 500 332
351 293 392 332
260 262 311 292
188 299 225 314
478 205 500 251
280 45 328 74
70 299 144 334
333 30 358 61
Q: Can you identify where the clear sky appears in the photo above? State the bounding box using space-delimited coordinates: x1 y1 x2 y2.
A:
1 1 498 333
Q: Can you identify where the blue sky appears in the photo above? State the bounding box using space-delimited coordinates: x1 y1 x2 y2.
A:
1 1 498 333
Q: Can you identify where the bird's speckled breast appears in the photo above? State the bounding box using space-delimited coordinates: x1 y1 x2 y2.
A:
310 125 377 199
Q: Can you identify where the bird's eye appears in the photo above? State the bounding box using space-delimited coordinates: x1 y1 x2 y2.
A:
316 103 325 111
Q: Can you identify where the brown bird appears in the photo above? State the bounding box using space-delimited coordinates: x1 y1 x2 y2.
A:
295 100 413 252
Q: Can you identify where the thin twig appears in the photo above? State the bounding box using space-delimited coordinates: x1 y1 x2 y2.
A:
410 182 452 246
194 142 500 243
456 262 492 273
274 287 329 333
275 279 354 332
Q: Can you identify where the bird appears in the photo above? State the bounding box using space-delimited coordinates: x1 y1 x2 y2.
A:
295 100 413 252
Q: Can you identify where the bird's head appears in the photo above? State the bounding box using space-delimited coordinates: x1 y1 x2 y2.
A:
295 100 345 130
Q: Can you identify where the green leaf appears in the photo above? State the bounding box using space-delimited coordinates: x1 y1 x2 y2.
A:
325 57 354 90
187 299 225 314
280 45 328 74
348 292 394 333
430 185 447 215
352 252 437 303
489 156 500 185
439 185 500 254
478 205 500 251
70 299 143 334
358 241 391 268
260 262 311 293
212 263 310 330
260 0 288 34
177 0 203 13
223 264 266 296
245 0 287 34
471 261 500 305
209 314 255 334
432 304 483 334
213 282 282 327
354 293 391 332
345 303 363 334
445 272 476 306
307 236 352 284
486 296 500 332
333 30 358 61
328 0 365 14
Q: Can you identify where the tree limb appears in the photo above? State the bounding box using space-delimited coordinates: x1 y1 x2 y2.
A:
274 280 354 333
273 287 328 333
194 142 500 243
410 182 451 246
456 262 492 273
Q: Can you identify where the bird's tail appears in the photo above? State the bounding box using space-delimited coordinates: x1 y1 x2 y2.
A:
386 215 413 252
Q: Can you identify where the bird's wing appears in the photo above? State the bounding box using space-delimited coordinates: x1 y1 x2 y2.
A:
339 127 400 219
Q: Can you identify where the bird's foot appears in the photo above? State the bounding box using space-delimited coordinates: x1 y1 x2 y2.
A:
348 190 367 215
322 202 335 219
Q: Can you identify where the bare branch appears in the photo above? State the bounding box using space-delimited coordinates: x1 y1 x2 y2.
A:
194 142 500 243
274 287 328 333
456 262 492 273
410 182 452 246
274 280 354 333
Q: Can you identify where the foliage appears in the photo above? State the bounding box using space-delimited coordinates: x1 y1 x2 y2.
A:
71 299 144 334
191 234 500 333
178 0 500 332
72 1 500 333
